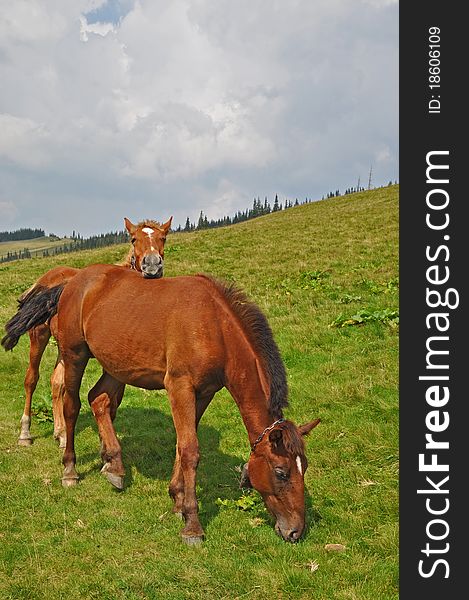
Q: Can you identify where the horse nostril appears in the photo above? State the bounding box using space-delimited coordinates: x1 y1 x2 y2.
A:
288 529 299 542
143 254 162 267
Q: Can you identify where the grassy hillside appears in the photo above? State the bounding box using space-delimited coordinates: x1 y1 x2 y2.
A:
0 236 75 261
0 185 399 599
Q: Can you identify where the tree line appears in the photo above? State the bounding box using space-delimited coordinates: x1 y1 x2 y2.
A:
179 193 312 232
0 182 397 263
178 182 397 232
0 231 129 264
0 228 45 242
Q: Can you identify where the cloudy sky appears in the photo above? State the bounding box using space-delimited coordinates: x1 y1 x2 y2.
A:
0 0 398 236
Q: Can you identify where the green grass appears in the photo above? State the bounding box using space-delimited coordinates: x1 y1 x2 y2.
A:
0 186 399 599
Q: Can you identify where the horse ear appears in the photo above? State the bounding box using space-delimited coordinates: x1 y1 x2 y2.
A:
124 218 136 235
239 463 252 488
299 418 321 436
162 216 173 233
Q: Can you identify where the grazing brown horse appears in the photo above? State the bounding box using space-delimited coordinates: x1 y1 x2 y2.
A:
2 217 172 447
5 265 320 544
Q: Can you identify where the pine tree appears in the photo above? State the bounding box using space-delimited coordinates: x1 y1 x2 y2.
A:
197 211 205 229
273 194 279 212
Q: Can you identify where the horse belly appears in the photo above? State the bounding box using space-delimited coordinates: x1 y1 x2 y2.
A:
85 328 167 390
105 359 166 390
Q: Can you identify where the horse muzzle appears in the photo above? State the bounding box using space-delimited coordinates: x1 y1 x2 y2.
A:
142 254 163 279
275 520 304 543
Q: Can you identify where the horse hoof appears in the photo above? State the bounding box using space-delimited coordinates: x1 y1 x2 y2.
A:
18 437 33 446
181 534 204 546
100 462 124 490
62 477 79 487
104 472 124 491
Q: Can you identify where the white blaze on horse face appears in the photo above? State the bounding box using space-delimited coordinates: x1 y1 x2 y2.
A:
142 227 155 251
296 456 303 476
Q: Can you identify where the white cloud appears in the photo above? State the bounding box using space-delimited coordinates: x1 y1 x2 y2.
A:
0 114 51 168
0 200 18 225
0 1 66 43
376 146 392 163
363 0 398 6
79 16 115 41
0 0 398 234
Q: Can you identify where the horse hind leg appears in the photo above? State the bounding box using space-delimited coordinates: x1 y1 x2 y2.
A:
18 324 51 446
88 372 126 491
62 354 88 487
50 357 66 449
98 380 125 461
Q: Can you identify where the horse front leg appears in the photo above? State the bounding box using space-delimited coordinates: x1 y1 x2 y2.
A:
88 371 126 490
18 324 50 445
169 449 184 518
169 391 214 520
165 375 204 544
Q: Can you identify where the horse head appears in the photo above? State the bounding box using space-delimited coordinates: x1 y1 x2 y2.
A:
240 418 320 542
124 216 172 279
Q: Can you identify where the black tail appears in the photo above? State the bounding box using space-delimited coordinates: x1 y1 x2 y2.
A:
1 284 65 351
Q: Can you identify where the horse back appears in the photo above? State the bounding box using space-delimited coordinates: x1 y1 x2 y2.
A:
58 265 228 390
19 265 79 303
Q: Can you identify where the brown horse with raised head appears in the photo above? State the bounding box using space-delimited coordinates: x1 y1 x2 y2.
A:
6 264 320 543
2 217 172 447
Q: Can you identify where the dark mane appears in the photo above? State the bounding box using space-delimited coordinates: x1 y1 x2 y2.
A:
280 421 306 457
119 248 134 268
197 274 288 418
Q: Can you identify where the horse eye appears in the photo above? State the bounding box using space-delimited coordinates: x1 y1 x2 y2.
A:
131 238 136 244
274 467 289 481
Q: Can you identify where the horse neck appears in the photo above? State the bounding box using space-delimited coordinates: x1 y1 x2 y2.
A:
224 343 276 447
